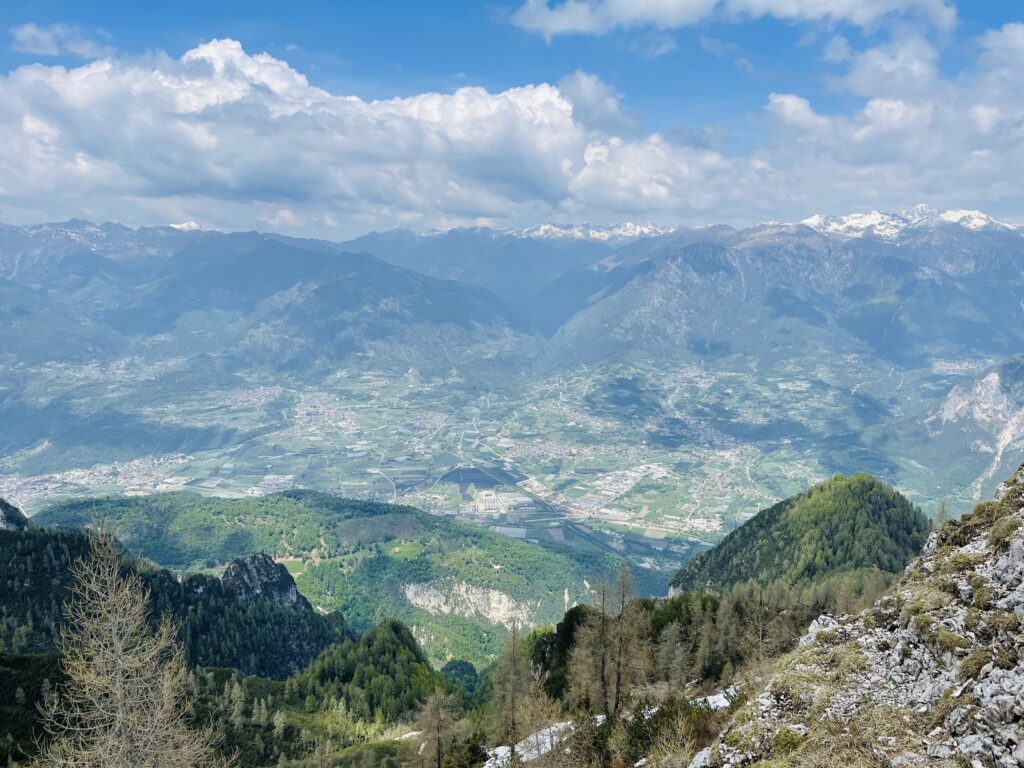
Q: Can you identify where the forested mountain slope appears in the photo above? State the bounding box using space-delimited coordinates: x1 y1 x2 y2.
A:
670 474 930 593
0 504 348 678
0 499 445 766
34 490 626 664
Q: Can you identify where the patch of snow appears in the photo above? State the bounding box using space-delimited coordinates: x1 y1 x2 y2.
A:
938 209 1015 231
483 722 575 768
692 685 738 710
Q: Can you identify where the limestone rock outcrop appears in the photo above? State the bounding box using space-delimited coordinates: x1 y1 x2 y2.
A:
222 553 312 612
693 464 1024 768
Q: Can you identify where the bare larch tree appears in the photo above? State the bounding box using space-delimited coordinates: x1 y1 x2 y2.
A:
36 531 221 768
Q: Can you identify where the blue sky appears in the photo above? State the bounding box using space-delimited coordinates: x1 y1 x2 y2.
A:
0 1 1021 236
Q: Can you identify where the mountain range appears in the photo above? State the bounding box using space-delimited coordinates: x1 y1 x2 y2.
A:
4 207 1022 361
2 206 1022 370
2 205 1024 560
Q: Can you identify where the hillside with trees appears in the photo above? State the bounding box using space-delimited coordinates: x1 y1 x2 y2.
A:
0 473 967 768
35 490 628 664
0 507 448 766
0 522 348 677
670 473 930 594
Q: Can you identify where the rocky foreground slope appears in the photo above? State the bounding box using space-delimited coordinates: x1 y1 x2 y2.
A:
692 465 1024 768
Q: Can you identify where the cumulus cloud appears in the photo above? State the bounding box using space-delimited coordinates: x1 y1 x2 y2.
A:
511 0 956 38
823 35 853 62
753 23 1024 214
767 93 831 131
512 0 716 38
1 28 1024 234
9 22 112 58
842 34 939 96
556 70 634 132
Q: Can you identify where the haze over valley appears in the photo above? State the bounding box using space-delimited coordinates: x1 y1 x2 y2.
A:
3 206 1024 596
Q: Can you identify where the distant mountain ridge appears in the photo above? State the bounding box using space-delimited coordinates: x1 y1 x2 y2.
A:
4 207 1023 370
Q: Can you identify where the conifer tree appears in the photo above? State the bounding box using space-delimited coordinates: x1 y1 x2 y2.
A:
37 531 220 768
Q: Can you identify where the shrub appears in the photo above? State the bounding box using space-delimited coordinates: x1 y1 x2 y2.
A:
995 646 1017 670
913 615 935 636
970 576 994 609
771 726 804 756
959 649 991 680
989 516 1020 552
963 501 1001 527
964 609 981 631
986 612 1019 634
938 552 985 575
933 628 971 654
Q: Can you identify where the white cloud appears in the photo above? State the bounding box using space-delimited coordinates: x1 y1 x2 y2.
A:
842 34 939 97
567 134 740 213
699 35 736 57
511 0 956 38
262 208 302 228
969 104 1000 135
630 31 679 58
557 70 634 131
0 40 588 232
512 0 717 38
9 22 112 58
823 35 853 62
1 28 1024 235
978 22 1024 68
766 93 831 131
725 0 955 29
852 98 934 141
753 22 1024 214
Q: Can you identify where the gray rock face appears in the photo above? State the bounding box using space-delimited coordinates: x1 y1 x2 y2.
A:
692 462 1024 768
0 498 28 532
798 614 839 646
221 553 312 612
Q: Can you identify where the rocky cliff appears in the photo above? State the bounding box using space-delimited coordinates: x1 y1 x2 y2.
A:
0 497 28 532
403 580 540 629
222 553 313 612
692 464 1024 768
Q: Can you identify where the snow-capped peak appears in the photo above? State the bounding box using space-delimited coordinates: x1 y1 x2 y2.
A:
170 221 206 232
518 222 676 242
801 205 1019 239
937 209 1011 231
